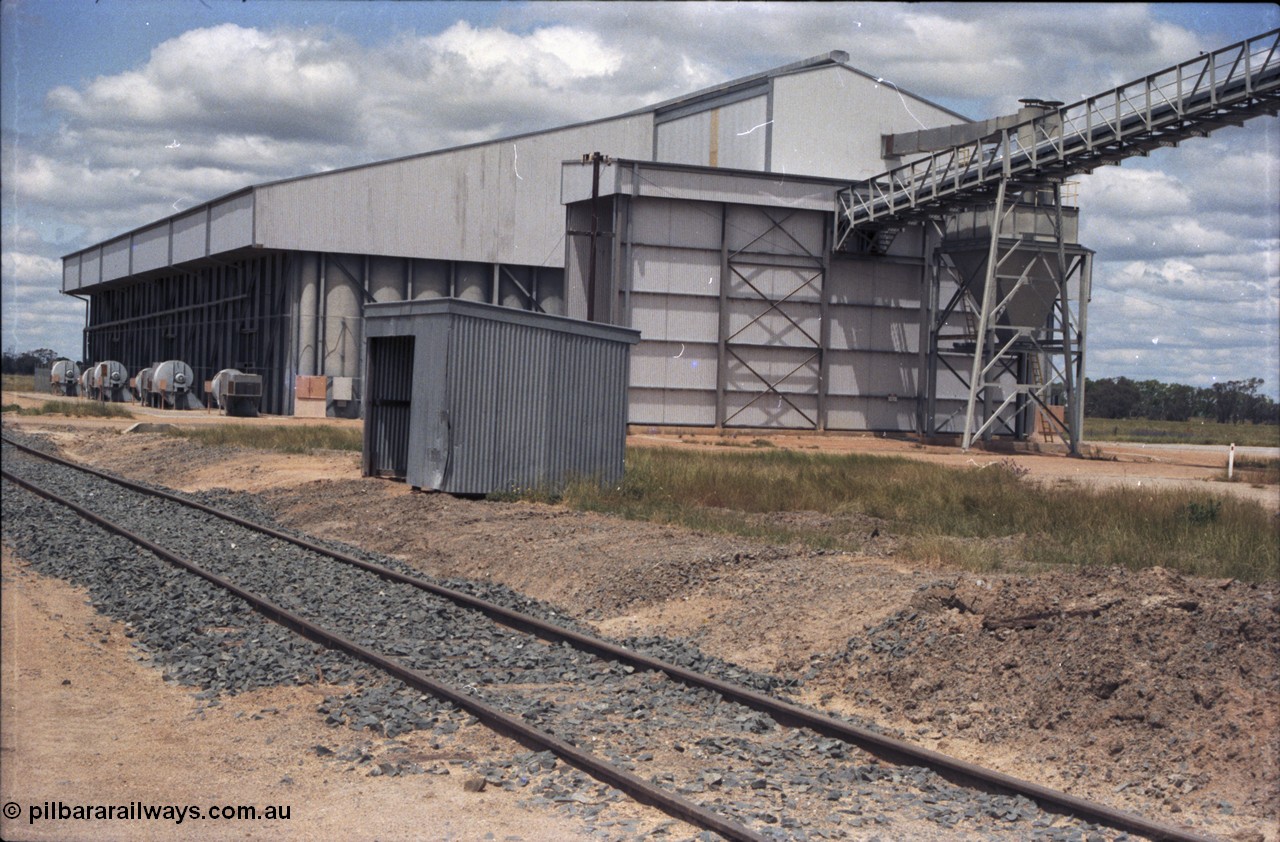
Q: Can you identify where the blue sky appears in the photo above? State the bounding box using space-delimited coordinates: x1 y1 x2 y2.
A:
3 1 1278 396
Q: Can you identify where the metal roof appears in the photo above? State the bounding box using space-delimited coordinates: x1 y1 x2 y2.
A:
62 50 970 264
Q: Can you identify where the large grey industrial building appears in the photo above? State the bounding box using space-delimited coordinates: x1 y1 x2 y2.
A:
60 34 1280 449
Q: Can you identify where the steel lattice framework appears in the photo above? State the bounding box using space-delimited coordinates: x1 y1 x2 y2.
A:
836 28 1280 452
720 208 828 428
837 29 1280 234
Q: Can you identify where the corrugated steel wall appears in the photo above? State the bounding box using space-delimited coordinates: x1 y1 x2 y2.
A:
563 161 981 432
84 252 293 415
771 68 966 180
655 94 770 170
612 190 940 430
364 300 637 495
254 115 655 267
63 191 256 293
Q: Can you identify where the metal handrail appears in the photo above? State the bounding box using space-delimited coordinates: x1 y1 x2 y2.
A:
835 28 1280 246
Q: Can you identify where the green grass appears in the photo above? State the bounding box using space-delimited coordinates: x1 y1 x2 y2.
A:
1085 416 1280 448
548 447 1279 583
1 399 134 419
164 423 362 455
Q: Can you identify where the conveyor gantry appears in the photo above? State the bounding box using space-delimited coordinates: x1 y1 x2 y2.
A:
834 29 1280 454
836 29 1280 239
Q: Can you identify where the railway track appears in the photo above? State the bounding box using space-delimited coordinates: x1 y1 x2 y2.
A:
0 432 1215 841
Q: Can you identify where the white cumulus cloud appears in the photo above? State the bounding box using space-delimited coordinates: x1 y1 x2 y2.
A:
2 4 1276 394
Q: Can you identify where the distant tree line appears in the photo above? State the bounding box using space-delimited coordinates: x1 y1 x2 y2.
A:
1087 376 1279 425
4 347 1277 424
1 347 63 375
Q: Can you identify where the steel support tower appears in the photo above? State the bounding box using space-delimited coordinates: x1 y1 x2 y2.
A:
836 29 1280 452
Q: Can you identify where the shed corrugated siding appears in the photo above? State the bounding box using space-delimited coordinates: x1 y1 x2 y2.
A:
65 191 257 292
133 223 170 273
770 67 965 180
444 314 630 494
596 168 985 432
62 255 81 292
209 193 255 254
585 163 839 211
655 95 768 170
102 238 130 282
254 114 654 266
171 210 207 263
82 251 101 286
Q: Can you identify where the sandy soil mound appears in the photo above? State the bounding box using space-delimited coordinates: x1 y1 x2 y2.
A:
4 413 1277 840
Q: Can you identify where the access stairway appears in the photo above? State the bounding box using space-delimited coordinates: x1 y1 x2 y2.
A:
834 29 1280 452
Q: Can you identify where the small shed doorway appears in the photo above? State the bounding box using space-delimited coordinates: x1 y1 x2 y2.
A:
364 335 414 479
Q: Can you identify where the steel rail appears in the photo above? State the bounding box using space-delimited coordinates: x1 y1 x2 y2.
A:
1 436 1217 842
0 462 766 842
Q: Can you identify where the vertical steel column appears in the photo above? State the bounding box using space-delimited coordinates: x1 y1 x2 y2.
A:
587 152 602 322
817 220 832 431
1072 255 1093 448
1054 184 1079 456
962 177 1007 450
918 222 941 437
318 253 328 378
289 253 302 415
622 162 640 325
360 255 371 411
715 203 730 428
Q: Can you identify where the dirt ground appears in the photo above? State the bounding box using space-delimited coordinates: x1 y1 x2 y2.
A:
0 547 653 842
1 395 1277 841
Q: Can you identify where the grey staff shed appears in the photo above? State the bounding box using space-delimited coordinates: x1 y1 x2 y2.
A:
362 298 639 495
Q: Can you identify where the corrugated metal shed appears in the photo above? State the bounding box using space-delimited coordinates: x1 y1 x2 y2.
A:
363 299 638 495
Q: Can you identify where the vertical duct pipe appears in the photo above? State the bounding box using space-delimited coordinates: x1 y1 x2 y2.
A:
587 152 602 322
297 253 319 377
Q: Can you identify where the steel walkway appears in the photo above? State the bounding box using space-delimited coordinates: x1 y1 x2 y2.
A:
836 28 1280 243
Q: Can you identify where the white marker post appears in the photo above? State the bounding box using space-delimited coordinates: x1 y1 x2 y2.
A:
1228 443 1236 481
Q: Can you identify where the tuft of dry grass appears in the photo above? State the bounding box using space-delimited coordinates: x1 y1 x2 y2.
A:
1 374 36 392
164 424 362 455
2 400 133 419
551 447 1278 582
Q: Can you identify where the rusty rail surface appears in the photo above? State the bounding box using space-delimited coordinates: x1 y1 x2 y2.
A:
0 460 764 842
1 435 1218 842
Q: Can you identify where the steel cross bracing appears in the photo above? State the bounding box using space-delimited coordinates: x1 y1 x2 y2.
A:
844 28 1277 452
717 207 828 429
835 28 1280 238
953 183 1091 452
916 192 1091 452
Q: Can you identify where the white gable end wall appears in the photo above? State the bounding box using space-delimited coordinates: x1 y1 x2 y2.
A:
770 67 966 180
655 94 771 170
